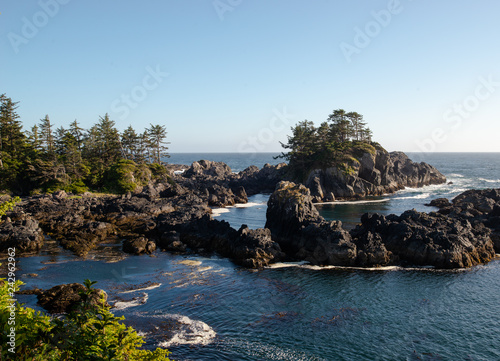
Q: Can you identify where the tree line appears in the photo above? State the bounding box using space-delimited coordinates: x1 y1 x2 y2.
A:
278 109 379 180
0 93 170 194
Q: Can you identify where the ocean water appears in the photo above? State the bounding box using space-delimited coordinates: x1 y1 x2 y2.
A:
12 152 500 361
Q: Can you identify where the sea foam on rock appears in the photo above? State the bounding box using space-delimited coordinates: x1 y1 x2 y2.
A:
305 151 447 201
266 181 496 268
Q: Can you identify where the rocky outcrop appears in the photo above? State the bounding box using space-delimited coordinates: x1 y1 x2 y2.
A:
305 151 446 201
122 237 156 255
0 212 44 253
21 283 108 314
266 181 496 268
230 163 288 195
426 188 500 253
265 181 357 266
351 211 494 268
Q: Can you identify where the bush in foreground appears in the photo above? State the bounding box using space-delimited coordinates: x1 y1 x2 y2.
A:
0 278 171 361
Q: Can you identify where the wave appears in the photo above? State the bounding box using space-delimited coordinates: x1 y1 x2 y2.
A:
212 201 266 217
316 198 390 205
267 262 400 272
448 173 464 178
119 283 162 294
394 193 431 200
112 292 149 310
154 314 216 348
478 177 500 183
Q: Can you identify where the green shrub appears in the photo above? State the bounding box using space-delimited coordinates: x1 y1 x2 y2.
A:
64 179 89 194
103 160 139 194
0 197 20 218
0 278 171 360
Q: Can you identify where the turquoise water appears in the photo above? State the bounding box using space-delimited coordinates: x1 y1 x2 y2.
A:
12 153 500 360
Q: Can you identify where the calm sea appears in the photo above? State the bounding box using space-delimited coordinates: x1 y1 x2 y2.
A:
15 153 500 361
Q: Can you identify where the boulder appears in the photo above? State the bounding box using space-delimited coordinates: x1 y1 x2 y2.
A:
225 226 284 268
34 283 108 314
0 213 45 253
122 237 156 255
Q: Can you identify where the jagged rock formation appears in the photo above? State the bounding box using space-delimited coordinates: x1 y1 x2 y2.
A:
305 151 447 201
266 181 496 268
19 283 109 314
266 181 357 266
0 212 45 253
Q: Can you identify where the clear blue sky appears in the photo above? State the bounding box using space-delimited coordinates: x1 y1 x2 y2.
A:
2 0 500 153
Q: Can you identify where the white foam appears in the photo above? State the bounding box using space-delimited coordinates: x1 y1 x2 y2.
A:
212 201 265 216
478 177 500 183
119 283 162 294
155 314 216 348
266 261 309 269
113 292 149 310
395 193 431 200
448 173 464 178
316 198 390 205
267 262 400 271
211 208 230 217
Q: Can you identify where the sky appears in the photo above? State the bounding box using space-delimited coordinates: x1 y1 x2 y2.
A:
1 0 500 153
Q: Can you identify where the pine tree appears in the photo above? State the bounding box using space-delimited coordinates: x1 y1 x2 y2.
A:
327 109 353 143
146 124 170 164
121 125 139 161
69 119 84 151
346 112 366 142
39 115 55 156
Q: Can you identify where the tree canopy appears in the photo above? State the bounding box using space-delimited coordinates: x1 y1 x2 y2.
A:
278 109 380 181
0 93 170 195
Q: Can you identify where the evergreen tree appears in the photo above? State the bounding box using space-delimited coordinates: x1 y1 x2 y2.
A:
95 113 121 167
327 109 353 142
346 112 366 141
69 119 84 151
39 114 55 156
146 124 170 164
121 125 139 161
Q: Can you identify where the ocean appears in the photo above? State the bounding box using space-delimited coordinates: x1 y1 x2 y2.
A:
14 153 500 360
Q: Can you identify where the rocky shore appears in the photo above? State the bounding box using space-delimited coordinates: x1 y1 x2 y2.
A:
1 154 497 273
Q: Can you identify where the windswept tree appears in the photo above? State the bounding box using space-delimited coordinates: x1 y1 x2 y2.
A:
346 112 366 141
39 114 55 157
121 125 139 161
146 124 170 164
279 108 377 180
278 120 318 180
0 94 25 169
328 109 352 142
69 119 84 151
95 113 121 167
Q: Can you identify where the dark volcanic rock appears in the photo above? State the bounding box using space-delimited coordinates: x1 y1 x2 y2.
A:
305 150 446 200
425 198 451 208
265 181 320 239
123 237 157 255
225 226 284 268
0 212 44 253
34 283 108 314
266 181 357 266
351 211 495 268
266 182 496 268
183 160 233 180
